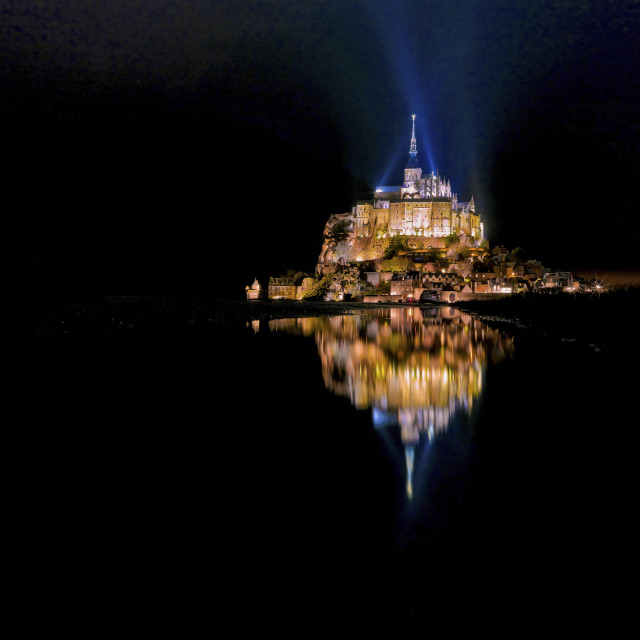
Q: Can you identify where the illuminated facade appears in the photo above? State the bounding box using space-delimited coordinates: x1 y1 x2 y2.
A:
245 278 264 300
317 116 485 271
268 277 297 300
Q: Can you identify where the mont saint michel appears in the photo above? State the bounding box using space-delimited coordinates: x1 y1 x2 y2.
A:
316 115 485 273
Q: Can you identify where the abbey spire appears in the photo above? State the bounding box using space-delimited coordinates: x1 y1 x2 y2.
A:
404 114 422 188
409 114 417 156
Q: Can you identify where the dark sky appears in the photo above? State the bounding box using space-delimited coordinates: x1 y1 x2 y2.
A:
2 0 639 297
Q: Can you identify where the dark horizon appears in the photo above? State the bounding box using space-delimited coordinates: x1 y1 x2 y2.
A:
2 1 639 299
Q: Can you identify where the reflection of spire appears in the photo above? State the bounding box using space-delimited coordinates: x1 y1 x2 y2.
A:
405 445 415 500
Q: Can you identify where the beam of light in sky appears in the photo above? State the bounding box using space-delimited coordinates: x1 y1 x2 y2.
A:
376 112 437 188
367 1 438 185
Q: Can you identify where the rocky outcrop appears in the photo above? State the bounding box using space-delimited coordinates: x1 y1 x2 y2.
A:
316 212 355 273
316 212 392 273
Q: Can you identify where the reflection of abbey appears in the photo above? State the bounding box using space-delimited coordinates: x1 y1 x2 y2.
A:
269 307 514 499
317 115 485 272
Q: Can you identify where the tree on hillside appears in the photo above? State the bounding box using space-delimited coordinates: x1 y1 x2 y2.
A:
458 245 471 260
453 258 474 279
301 274 332 300
328 220 351 241
435 256 450 272
283 269 311 285
446 245 459 261
507 247 526 262
302 266 368 300
383 235 410 259
473 256 494 273
444 233 462 248
380 255 414 272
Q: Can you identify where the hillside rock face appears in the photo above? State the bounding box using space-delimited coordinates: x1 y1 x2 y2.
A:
315 208 467 274
317 212 357 273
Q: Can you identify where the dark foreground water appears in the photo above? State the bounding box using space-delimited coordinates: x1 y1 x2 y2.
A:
10 303 637 631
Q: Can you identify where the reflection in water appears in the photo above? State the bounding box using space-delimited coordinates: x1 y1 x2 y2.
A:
269 307 514 501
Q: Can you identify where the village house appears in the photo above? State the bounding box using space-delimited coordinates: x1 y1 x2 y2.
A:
245 278 265 300
423 273 461 291
268 277 297 300
390 271 422 299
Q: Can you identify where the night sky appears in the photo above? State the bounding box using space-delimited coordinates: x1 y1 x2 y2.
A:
2 0 639 298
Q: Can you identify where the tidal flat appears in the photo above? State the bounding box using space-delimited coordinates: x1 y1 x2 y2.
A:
4 290 639 349
7 293 638 629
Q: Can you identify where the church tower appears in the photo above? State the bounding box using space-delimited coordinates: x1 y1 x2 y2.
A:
403 115 422 187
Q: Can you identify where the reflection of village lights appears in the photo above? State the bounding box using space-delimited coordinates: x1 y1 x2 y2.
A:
269 308 514 499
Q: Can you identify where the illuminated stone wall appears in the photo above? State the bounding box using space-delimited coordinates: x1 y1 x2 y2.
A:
317 192 483 271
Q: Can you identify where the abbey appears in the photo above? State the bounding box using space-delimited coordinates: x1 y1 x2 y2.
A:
317 116 485 272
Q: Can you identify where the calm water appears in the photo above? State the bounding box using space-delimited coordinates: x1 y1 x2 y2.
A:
12 304 636 628
267 308 514 541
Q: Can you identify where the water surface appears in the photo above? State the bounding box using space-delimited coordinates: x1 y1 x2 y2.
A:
12 302 635 627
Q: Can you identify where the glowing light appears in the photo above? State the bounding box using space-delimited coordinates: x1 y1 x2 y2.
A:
405 445 415 499
269 310 515 506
